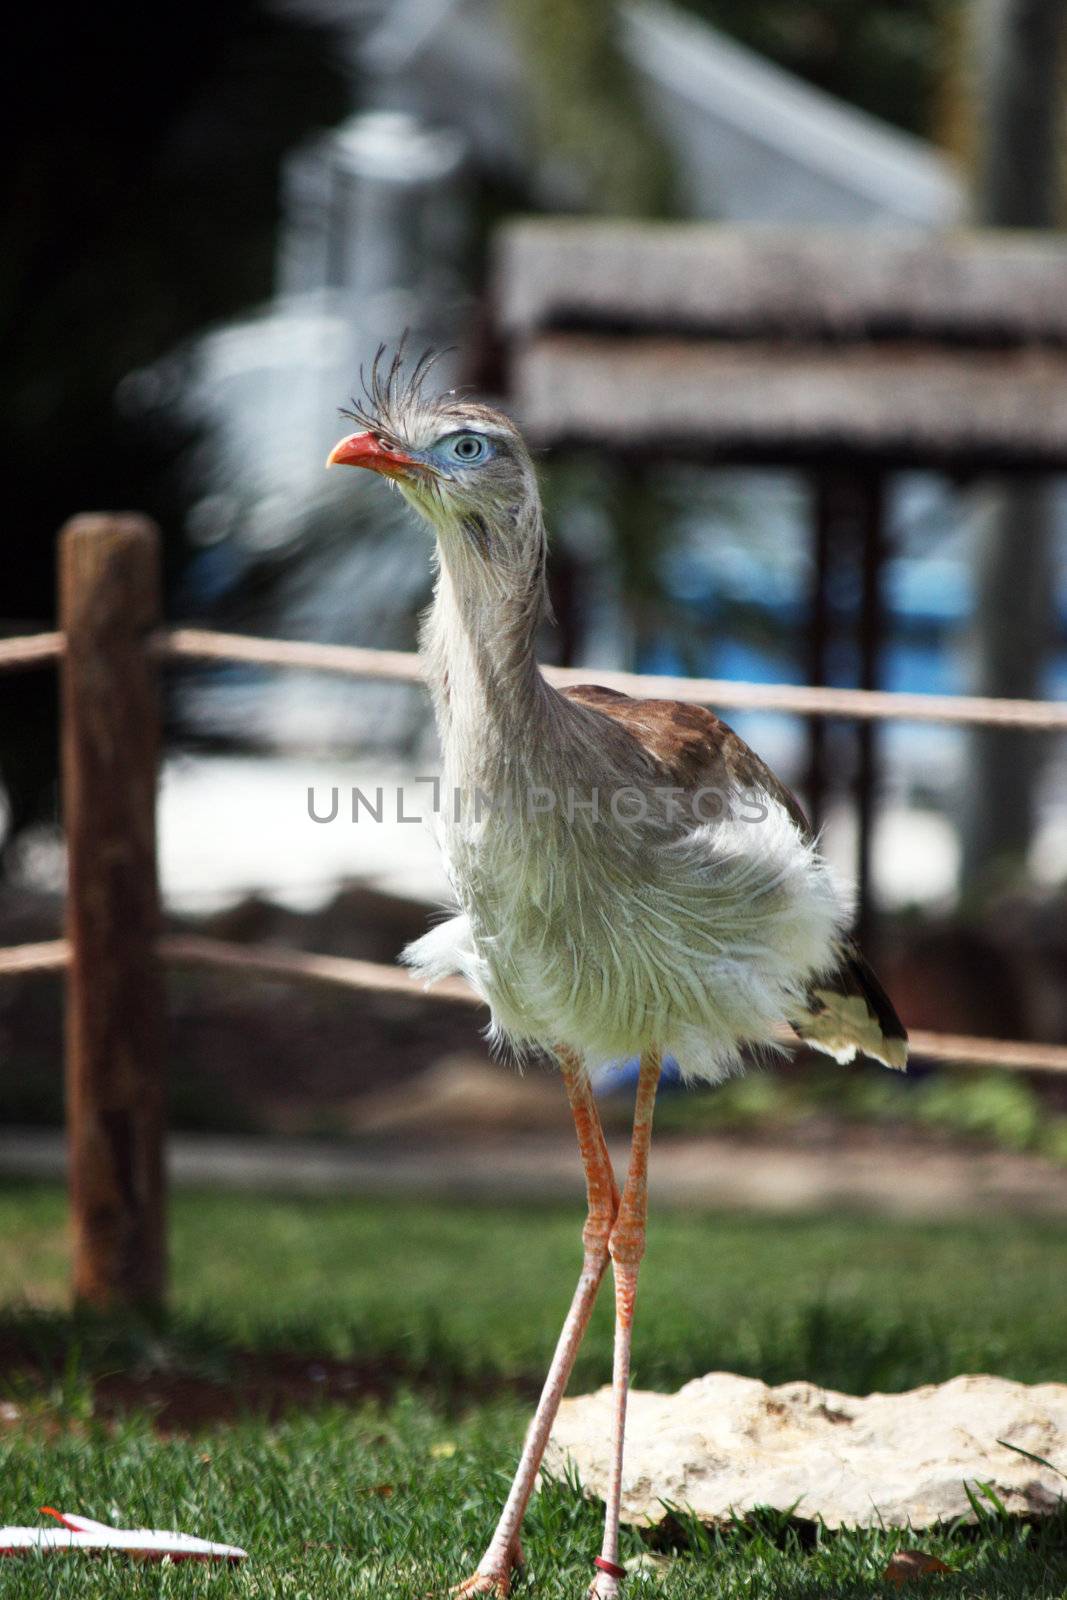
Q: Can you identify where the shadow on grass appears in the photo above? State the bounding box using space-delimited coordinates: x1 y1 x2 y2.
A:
0 1289 1046 1441
0 1295 958 1433
0 1306 542 1431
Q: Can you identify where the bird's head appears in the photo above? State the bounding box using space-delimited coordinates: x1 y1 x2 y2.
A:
327 346 540 571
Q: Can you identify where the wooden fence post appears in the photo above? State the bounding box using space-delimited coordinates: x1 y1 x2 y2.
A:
59 514 166 1310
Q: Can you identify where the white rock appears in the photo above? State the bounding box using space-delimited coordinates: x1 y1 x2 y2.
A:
544 1372 1067 1528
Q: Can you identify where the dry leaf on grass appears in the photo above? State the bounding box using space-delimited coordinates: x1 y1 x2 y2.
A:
884 1549 955 1585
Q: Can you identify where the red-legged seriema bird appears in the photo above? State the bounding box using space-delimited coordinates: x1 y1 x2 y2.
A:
327 348 907 1598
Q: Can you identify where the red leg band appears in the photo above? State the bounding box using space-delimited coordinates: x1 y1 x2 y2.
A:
594 1556 627 1580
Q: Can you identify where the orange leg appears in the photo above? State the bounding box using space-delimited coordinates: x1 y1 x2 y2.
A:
450 1049 619 1597
588 1049 662 1599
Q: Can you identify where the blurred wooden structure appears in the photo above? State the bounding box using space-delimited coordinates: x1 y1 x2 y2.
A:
496 225 1067 464
59 517 167 1308
494 222 1067 935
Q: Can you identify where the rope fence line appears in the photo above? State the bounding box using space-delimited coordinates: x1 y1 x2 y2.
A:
902 1029 1067 1074
159 933 478 1006
0 934 481 1001
0 940 68 976
160 627 1067 730
160 628 424 687
2 624 1067 728
0 631 63 671
4 934 1067 1076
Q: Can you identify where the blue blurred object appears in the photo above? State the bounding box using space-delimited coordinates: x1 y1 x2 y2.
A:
593 1056 684 1095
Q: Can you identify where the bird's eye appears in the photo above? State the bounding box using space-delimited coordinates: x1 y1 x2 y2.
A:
450 433 487 463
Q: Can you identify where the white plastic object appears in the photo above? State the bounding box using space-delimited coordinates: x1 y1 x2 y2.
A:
0 1508 246 1561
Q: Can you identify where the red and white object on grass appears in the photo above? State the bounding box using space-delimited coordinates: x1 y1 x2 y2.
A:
0 1508 247 1561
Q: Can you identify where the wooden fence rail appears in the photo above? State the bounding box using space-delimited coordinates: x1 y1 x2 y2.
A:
6 934 1067 1076
7 624 1067 729
0 631 63 671
1 513 1067 1311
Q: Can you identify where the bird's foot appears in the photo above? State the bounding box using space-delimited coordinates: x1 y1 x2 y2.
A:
448 1538 523 1597
449 1575 509 1598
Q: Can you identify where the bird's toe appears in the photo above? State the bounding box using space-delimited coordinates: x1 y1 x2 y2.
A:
446 1538 523 1597
448 1571 511 1597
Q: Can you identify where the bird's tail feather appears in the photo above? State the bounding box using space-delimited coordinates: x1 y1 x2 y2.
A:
788 942 908 1070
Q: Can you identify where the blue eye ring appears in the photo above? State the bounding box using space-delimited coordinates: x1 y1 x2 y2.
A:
441 431 489 464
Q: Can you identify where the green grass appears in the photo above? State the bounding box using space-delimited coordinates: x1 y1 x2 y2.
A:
1 1184 1066 1597
3 1404 1066 1599
3 1184 1065 1393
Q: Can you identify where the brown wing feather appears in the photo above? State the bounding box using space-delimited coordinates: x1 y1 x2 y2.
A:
559 683 907 1070
561 683 812 834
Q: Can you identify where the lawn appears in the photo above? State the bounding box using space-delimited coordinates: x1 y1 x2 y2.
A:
1 1183 1066 1597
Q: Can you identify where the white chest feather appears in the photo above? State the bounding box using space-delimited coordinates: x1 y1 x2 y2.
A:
404 777 847 1083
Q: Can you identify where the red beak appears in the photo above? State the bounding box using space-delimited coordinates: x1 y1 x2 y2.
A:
325 430 428 480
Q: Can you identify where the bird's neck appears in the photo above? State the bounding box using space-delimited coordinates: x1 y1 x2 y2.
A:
420 515 552 777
